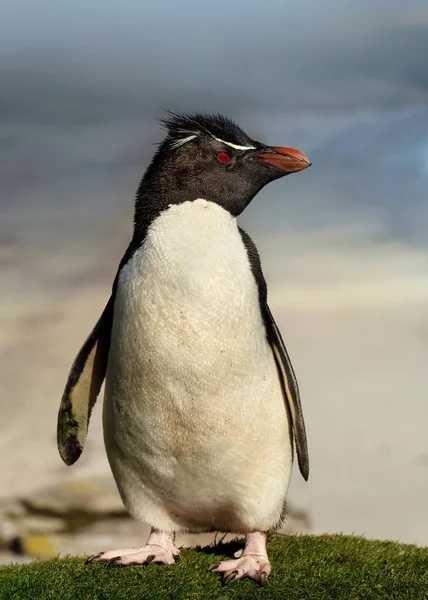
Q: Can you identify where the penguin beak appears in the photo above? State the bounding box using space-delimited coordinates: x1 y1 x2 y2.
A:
256 146 311 173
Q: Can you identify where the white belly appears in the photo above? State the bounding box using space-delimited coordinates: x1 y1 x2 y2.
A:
103 199 293 533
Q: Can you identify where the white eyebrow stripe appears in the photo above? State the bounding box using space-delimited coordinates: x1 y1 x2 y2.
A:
170 134 197 149
211 135 255 151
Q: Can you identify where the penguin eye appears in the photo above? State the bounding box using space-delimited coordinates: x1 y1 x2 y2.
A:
216 151 231 164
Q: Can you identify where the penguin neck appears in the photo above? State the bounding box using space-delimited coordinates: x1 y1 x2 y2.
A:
132 180 200 248
132 158 220 247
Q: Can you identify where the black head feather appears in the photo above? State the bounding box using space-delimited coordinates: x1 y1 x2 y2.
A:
132 112 309 245
160 112 255 149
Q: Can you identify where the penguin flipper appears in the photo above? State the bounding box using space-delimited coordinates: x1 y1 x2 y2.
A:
265 304 309 481
57 295 114 465
238 227 309 480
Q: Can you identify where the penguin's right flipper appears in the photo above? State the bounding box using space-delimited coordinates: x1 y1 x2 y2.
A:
57 295 114 465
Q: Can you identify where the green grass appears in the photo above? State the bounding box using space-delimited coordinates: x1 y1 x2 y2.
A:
1 534 428 600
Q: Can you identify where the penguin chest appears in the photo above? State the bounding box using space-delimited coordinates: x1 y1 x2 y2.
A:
104 200 291 526
107 199 271 413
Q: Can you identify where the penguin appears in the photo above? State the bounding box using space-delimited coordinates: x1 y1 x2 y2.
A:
57 112 311 585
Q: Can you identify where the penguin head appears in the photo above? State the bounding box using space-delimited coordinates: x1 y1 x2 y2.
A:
137 113 311 217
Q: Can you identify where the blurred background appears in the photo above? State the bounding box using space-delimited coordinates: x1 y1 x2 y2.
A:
1 0 428 560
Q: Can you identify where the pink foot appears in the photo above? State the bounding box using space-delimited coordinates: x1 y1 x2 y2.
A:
85 529 179 566
210 532 271 585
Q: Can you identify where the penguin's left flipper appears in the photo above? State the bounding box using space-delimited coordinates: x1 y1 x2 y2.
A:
57 295 115 466
239 227 309 481
265 304 309 481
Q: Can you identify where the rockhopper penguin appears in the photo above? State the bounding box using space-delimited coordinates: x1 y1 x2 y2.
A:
57 113 311 584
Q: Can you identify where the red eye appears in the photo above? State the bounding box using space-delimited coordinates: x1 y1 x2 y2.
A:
217 151 231 164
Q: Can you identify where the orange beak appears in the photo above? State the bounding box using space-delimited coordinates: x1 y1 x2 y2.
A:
256 146 311 173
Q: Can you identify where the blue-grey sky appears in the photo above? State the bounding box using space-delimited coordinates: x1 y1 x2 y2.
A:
2 0 428 117
1 0 428 247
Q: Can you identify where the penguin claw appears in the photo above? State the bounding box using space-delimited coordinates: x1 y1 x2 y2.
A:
106 557 120 567
259 572 268 586
85 552 103 564
209 554 271 585
223 570 239 585
85 544 179 567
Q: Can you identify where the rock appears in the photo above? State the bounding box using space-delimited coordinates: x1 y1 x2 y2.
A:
18 535 58 559
0 501 26 519
1 506 65 551
24 476 125 518
0 516 18 547
16 515 66 535
18 530 243 559
21 520 148 558
17 519 146 558
19 532 141 559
